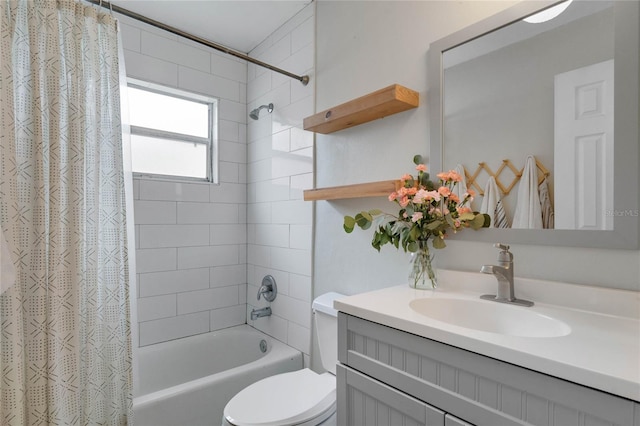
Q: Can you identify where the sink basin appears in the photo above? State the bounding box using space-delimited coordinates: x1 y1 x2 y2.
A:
409 297 571 338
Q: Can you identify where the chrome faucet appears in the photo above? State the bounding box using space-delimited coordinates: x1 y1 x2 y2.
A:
480 243 533 307
257 275 277 302
251 306 272 320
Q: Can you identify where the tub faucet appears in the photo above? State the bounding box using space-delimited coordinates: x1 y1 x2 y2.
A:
480 243 533 307
251 307 272 321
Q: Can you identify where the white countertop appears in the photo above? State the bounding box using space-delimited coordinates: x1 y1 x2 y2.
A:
334 269 640 402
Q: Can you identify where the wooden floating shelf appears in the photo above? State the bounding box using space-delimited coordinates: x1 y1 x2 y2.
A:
303 180 401 201
303 84 419 134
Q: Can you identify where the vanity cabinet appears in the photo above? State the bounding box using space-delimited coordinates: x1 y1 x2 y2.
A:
337 313 640 426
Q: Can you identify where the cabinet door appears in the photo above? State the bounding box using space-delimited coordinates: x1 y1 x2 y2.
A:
337 364 445 426
445 414 474 426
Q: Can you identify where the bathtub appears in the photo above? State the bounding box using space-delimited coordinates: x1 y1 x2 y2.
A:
133 325 303 426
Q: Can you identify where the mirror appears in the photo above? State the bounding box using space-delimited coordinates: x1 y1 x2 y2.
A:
428 0 639 249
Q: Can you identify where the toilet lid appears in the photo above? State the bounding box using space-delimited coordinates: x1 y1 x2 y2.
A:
224 368 336 426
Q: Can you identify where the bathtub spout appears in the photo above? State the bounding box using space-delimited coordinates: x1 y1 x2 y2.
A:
251 307 272 321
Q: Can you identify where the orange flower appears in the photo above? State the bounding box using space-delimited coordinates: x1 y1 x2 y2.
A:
437 186 451 197
415 164 427 172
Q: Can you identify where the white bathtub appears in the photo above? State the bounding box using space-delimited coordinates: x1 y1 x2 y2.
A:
133 325 303 426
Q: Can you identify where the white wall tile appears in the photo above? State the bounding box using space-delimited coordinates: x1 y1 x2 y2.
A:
211 53 247 83
210 224 246 246
289 273 311 302
178 245 239 269
271 200 312 225
139 268 210 297
179 66 240 101
139 224 210 248
123 49 178 88
255 178 291 203
139 311 210 346
210 264 246 288
139 179 210 202
137 294 177 322
290 225 312 250
248 136 272 163
134 200 176 224
273 294 312 328
219 140 248 164
141 31 210 73
210 182 247 204
271 151 313 179
210 305 246 330
287 322 311 355
290 127 314 151
247 202 273 224
219 161 239 183
271 247 311 276
245 4 314 348
120 23 141 52
218 99 246 123
219 119 241 143
136 248 177 273
177 202 239 224
177 285 239 314
247 244 271 268
291 16 314 54
254 223 289 248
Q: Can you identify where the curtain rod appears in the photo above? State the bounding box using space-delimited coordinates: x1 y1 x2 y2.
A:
86 0 309 86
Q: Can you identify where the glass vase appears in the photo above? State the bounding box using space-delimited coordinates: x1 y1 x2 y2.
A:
408 242 437 289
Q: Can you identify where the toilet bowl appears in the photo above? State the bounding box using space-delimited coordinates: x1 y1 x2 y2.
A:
223 292 344 426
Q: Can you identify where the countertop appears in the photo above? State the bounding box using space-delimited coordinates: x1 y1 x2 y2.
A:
334 269 640 402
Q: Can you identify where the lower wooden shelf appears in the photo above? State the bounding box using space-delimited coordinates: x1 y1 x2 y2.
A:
303 180 400 201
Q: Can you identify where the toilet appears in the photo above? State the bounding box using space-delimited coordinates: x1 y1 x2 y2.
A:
222 292 344 426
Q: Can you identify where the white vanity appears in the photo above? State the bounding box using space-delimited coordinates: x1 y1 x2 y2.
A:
334 270 640 426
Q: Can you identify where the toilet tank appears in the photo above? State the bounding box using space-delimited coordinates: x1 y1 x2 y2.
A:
312 292 345 375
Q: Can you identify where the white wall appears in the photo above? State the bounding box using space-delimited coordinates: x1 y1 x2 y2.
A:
312 0 639 315
119 14 248 347
246 3 315 363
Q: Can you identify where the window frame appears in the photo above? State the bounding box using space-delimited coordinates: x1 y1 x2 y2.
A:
127 78 219 183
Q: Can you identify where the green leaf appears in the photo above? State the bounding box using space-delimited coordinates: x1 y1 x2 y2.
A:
458 212 475 221
483 213 491 228
426 221 441 230
368 209 383 216
407 241 419 252
432 236 446 249
470 213 486 230
445 213 456 228
343 216 356 233
413 154 424 165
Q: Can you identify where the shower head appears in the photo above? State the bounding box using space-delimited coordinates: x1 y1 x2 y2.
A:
249 103 274 120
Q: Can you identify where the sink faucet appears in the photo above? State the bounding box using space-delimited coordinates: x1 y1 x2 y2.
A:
480 243 533 307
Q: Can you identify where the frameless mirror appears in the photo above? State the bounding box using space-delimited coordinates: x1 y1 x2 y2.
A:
428 0 639 248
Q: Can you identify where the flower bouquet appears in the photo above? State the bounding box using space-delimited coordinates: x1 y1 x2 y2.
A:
343 155 490 288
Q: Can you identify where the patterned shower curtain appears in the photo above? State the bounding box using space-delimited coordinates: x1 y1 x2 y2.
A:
0 1 131 424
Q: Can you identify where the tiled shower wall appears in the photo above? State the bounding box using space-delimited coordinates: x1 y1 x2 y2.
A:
119 14 249 347
246 4 315 361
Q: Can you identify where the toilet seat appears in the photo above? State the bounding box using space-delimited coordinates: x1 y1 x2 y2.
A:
223 368 336 426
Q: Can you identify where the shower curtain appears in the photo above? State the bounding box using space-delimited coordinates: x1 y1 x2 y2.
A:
0 1 132 424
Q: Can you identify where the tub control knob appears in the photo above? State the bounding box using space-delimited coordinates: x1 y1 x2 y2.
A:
257 275 277 302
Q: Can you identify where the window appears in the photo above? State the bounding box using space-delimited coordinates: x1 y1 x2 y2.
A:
127 79 218 182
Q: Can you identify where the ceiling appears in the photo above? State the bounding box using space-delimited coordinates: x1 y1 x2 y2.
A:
109 0 312 53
